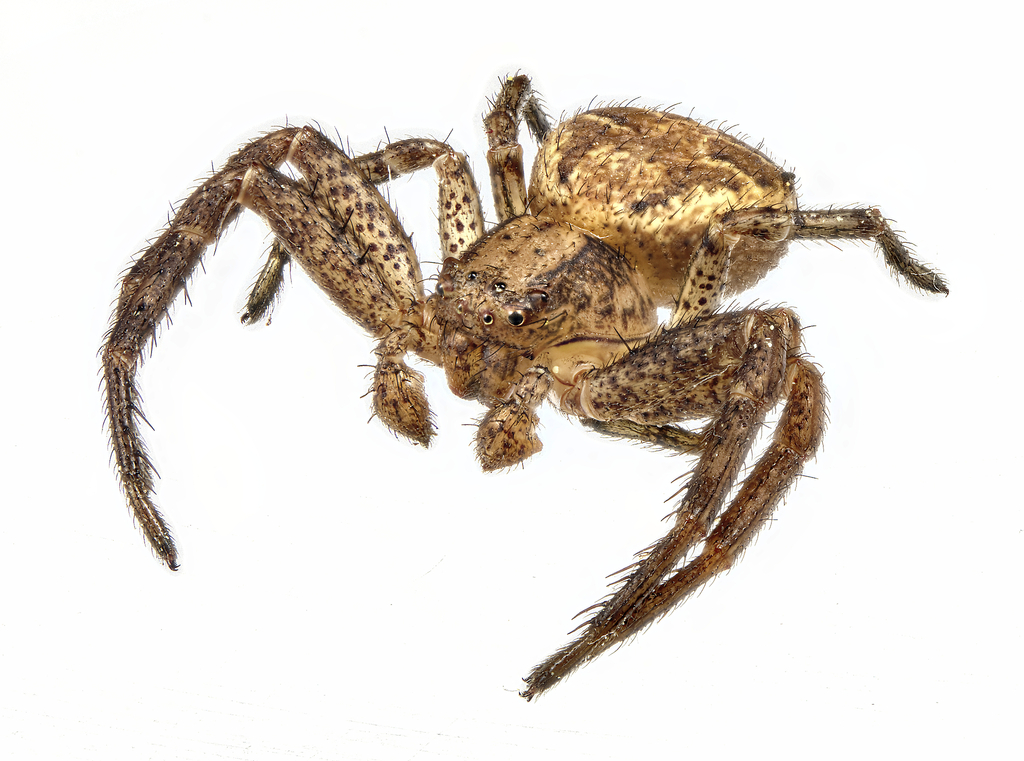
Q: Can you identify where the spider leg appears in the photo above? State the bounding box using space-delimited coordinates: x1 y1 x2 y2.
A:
722 206 949 295
523 307 826 699
237 130 485 439
484 74 551 221
238 136 483 327
580 419 704 455
104 127 484 566
474 367 553 471
668 199 948 330
103 129 300 568
668 218 739 326
241 137 484 324
241 238 290 325
235 148 441 448
234 133 422 330
353 137 485 260
612 356 825 627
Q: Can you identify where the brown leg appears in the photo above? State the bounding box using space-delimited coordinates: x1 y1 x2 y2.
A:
103 129 302 569
580 419 704 455
484 74 551 221
104 127 477 566
523 308 826 699
670 202 947 329
474 368 553 471
241 136 485 323
241 238 290 326
722 205 949 294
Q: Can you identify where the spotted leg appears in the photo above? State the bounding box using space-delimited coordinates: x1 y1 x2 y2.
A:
104 129 300 568
242 137 484 324
484 74 551 221
670 204 947 329
103 127 483 567
524 307 826 698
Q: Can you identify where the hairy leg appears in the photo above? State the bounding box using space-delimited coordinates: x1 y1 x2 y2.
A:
104 126 484 566
103 129 301 568
725 205 949 294
242 136 484 324
580 419 704 455
484 74 552 221
524 307 826 698
670 203 947 329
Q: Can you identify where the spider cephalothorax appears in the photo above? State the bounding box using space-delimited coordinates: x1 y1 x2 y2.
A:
103 74 947 700
433 217 658 402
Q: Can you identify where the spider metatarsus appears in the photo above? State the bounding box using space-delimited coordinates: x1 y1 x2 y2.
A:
103 74 947 699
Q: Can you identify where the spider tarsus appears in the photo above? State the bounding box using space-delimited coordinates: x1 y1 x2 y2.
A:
160 543 180 571
241 241 289 326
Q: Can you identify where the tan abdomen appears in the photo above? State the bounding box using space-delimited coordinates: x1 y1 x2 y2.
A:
530 107 797 304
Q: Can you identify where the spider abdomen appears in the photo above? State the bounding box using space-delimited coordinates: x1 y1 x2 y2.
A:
530 107 798 303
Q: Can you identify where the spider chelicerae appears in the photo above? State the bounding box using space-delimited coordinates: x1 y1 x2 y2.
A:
103 73 947 699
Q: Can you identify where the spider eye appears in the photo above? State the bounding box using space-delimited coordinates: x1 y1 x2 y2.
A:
436 272 455 298
481 312 494 325
492 282 506 293
507 310 525 327
525 289 551 314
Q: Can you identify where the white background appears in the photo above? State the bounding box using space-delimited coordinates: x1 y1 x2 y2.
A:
2 2 1020 758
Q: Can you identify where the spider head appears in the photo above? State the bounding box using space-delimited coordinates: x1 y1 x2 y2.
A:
433 218 598 355
434 264 558 348
431 216 657 401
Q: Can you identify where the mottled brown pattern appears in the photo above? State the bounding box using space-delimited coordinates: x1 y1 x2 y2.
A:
104 128 301 567
372 349 433 447
434 151 484 257
353 137 449 184
484 76 550 222
103 74 946 700
475 368 552 471
286 128 424 314
531 107 799 304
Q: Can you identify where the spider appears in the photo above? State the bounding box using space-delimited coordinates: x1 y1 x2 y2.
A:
103 74 948 700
